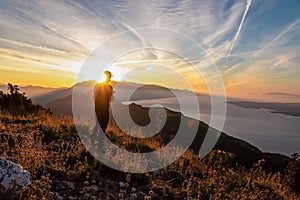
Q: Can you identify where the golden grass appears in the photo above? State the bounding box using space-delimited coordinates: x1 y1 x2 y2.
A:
0 112 299 199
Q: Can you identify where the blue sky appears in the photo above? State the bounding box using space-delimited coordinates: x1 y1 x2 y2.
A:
0 0 299 101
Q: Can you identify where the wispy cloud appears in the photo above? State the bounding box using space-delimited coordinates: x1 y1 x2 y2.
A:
226 0 252 62
0 0 299 97
264 92 300 98
270 18 300 44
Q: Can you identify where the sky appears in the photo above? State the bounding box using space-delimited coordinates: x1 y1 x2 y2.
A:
1 0 300 101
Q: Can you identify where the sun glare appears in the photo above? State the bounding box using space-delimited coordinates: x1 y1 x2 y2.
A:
98 75 106 83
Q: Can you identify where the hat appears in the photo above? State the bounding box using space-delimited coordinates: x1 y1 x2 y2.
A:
104 70 112 77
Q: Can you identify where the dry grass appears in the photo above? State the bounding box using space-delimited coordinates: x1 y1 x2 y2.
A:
0 112 299 200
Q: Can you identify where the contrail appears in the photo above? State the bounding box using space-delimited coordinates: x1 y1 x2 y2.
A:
226 0 252 62
271 18 300 43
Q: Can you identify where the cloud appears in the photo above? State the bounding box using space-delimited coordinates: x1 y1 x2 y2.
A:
226 0 252 62
0 37 69 55
221 14 300 86
264 92 300 98
0 0 300 99
0 0 246 66
0 49 63 67
269 18 300 44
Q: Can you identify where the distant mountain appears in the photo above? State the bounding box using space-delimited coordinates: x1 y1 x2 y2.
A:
32 80 96 106
32 88 71 106
46 95 72 116
264 92 300 98
33 80 210 115
0 84 61 98
228 101 300 117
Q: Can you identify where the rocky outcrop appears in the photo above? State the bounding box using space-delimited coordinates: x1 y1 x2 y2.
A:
0 158 30 195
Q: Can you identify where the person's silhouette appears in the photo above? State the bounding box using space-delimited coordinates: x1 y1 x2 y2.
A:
92 71 113 144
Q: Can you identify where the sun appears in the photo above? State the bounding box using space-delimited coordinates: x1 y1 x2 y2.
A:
96 66 132 83
98 75 107 83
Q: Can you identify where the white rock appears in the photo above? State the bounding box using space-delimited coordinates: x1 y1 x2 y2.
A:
85 185 99 193
119 181 125 187
0 157 30 193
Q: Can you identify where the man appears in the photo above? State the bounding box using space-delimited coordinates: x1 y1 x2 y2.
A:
92 71 113 143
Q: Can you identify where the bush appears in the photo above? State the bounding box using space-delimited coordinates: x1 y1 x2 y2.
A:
0 83 52 116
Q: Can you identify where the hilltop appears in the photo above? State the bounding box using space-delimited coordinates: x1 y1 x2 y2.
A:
0 83 299 199
0 106 299 199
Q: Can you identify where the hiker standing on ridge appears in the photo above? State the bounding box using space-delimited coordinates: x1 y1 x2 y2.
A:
92 71 113 143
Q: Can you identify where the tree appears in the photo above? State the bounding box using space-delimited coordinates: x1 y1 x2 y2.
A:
0 83 52 116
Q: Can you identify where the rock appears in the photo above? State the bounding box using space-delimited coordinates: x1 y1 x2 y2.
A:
47 192 64 200
0 157 30 194
84 185 99 193
52 143 61 152
53 180 75 190
119 181 125 187
54 193 64 200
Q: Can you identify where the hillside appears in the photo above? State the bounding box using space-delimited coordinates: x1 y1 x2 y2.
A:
1 83 299 199
0 111 299 199
126 103 299 185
